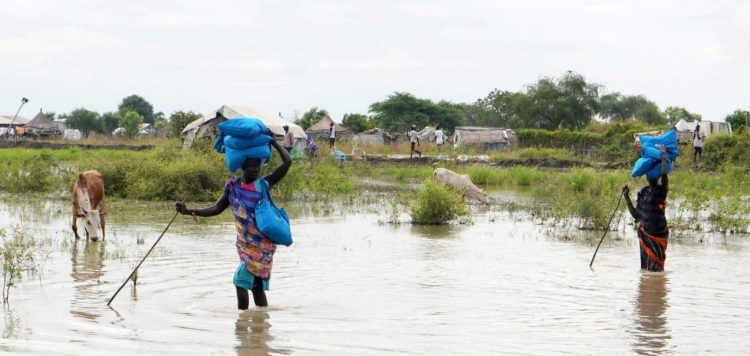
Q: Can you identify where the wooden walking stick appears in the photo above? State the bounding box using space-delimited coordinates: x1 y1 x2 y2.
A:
107 211 179 306
589 192 624 268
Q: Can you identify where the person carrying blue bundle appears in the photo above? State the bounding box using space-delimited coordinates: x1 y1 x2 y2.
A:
176 118 292 309
622 144 669 272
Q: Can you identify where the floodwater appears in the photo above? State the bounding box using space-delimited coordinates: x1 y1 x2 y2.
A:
1 195 749 355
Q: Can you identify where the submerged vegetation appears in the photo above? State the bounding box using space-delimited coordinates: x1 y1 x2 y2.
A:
1 226 41 303
409 179 467 224
2 132 750 233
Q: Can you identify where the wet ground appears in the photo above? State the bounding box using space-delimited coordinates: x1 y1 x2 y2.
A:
0 196 749 355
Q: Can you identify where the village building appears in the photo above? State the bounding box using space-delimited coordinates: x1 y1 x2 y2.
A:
451 126 518 150
180 105 306 151
25 110 59 137
306 115 351 141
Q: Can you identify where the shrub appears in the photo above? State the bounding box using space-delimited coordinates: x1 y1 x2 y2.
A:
509 167 542 186
1 226 39 303
409 179 467 224
0 152 58 193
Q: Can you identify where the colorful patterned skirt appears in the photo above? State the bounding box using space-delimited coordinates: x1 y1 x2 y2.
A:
637 226 668 272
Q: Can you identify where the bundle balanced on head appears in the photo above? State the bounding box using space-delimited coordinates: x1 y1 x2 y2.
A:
176 118 293 309
622 129 680 272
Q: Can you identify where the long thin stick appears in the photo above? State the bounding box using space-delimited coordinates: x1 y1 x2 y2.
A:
589 192 624 268
107 211 179 306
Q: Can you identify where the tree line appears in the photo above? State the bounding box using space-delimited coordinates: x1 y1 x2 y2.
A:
52 95 202 139
52 71 750 139
295 71 749 134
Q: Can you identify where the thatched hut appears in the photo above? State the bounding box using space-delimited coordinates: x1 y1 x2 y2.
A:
306 115 351 141
353 128 398 146
451 126 517 150
25 110 59 136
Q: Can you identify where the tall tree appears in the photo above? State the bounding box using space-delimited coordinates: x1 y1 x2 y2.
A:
65 108 101 138
120 111 144 139
369 92 464 132
101 112 122 134
522 72 600 129
663 106 701 126
295 107 328 130
433 101 465 131
43 111 56 120
169 111 202 137
474 90 527 128
599 93 654 121
118 95 154 124
725 109 750 132
342 113 374 133
153 111 167 130
634 102 666 125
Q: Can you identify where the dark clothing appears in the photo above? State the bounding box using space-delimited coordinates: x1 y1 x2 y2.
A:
410 142 421 158
283 146 293 154
635 185 669 271
693 146 702 162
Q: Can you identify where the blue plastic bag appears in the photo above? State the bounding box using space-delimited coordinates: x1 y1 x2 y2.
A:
646 159 673 180
217 118 267 138
638 129 681 160
225 134 273 149
254 179 292 246
633 128 681 178
632 157 656 178
225 144 271 172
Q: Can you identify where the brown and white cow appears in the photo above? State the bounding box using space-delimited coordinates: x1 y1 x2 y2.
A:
432 167 490 203
72 170 106 241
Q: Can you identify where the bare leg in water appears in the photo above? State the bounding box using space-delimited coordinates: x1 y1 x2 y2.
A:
236 279 268 309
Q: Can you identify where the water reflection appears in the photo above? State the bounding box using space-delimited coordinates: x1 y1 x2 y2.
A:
410 224 462 239
2 304 21 339
632 273 671 355
70 240 106 321
234 309 288 355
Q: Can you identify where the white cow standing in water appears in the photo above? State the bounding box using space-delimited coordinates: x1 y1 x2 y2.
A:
432 168 490 203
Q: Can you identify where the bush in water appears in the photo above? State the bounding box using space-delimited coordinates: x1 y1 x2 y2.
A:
409 179 467 225
1 226 39 303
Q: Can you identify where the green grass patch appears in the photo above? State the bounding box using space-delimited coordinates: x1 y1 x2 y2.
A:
409 179 467 224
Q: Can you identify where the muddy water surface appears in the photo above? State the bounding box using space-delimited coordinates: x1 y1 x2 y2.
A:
1 197 749 355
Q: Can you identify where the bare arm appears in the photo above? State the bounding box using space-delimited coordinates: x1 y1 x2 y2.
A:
265 139 292 188
622 185 640 220
176 189 229 217
659 146 669 195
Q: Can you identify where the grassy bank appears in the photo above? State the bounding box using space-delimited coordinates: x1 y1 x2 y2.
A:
2 140 749 233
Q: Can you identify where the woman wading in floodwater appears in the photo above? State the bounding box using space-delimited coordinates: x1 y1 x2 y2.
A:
176 138 292 309
622 145 669 272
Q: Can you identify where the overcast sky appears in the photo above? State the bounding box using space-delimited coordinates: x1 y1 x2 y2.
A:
2 0 748 122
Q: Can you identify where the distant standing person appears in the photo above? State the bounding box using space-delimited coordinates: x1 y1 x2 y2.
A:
409 125 421 158
434 125 446 153
329 122 336 148
282 125 293 154
693 124 704 163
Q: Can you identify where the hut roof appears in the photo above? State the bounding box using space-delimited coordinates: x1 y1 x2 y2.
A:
0 115 30 126
452 126 510 144
26 111 57 131
180 105 305 139
307 115 351 136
